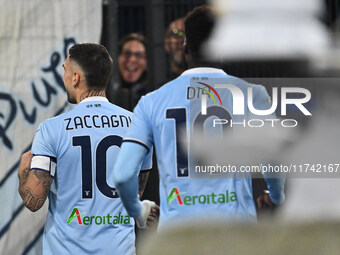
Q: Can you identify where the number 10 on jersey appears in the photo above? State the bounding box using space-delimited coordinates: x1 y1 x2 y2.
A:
73 135 122 199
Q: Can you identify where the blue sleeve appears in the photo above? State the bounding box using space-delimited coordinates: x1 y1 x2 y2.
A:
263 175 285 205
31 121 56 157
253 85 272 110
248 85 276 118
124 96 154 150
141 148 153 171
113 142 149 217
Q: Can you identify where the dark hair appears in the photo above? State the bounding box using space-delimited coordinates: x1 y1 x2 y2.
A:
69 43 113 89
118 33 147 54
184 5 215 60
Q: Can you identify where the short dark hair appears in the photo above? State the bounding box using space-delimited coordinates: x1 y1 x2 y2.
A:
184 5 215 60
69 43 113 89
118 33 147 54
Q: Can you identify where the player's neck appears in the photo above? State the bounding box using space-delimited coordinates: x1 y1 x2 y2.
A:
170 62 185 75
188 58 222 70
78 88 106 104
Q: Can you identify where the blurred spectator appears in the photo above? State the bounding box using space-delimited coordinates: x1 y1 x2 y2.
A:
164 18 186 80
111 33 149 110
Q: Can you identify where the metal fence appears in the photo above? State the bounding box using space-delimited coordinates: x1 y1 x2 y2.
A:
101 0 206 98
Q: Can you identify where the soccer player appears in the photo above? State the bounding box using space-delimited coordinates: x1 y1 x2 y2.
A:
18 43 152 254
113 6 285 230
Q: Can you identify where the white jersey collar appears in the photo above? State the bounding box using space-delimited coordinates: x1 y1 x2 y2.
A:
181 67 226 75
80 96 109 104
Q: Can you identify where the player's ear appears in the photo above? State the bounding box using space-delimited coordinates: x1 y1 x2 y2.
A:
183 39 189 54
72 72 81 88
182 41 188 70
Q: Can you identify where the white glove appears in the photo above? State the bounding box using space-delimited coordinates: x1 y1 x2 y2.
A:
134 200 156 229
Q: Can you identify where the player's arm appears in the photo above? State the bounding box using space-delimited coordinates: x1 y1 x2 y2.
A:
113 141 157 228
18 151 53 212
257 190 275 209
137 169 160 229
138 170 150 197
259 177 285 209
113 142 147 217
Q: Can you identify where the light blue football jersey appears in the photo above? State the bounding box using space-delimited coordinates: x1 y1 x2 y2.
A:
31 97 152 255
123 68 285 229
